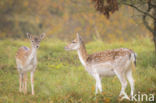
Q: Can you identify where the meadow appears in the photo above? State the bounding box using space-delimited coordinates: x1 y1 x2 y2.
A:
0 38 155 103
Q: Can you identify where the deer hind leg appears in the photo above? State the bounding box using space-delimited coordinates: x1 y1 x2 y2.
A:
93 73 102 94
23 73 27 94
19 73 23 92
126 69 134 97
114 70 129 100
31 72 35 95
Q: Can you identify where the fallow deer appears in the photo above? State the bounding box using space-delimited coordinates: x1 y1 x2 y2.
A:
64 33 136 100
15 33 45 95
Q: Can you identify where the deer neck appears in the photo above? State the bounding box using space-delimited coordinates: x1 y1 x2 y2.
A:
30 47 37 57
27 47 37 63
77 42 88 66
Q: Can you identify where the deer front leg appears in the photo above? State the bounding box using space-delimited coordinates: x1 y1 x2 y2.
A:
23 73 27 94
19 73 23 92
31 72 35 95
93 73 102 94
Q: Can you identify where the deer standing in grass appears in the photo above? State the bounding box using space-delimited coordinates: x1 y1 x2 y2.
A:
15 33 45 95
64 33 136 100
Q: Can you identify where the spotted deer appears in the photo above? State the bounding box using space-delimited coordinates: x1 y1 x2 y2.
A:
15 33 45 95
64 33 136 100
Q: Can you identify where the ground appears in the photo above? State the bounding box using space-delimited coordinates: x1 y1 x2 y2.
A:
0 38 155 103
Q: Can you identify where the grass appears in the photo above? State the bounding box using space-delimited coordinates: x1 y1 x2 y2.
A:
0 38 155 103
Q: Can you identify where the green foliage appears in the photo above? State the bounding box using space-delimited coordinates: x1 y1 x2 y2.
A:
0 38 155 103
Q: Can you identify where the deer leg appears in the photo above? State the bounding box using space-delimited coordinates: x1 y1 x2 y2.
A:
126 69 134 97
23 73 27 94
19 73 23 92
94 73 102 94
114 70 129 100
31 72 35 95
95 82 98 94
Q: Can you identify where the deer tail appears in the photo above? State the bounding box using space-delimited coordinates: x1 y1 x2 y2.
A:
130 53 137 71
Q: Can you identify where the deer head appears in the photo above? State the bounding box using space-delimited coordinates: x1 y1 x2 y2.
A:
64 33 82 51
27 33 46 49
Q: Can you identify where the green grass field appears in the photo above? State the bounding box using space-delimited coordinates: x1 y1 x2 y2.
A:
0 38 155 103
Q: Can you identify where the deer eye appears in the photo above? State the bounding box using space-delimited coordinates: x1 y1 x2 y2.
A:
32 41 34 42
72 41 76 43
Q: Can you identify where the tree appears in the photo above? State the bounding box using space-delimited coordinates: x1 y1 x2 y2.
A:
92 0 156 53
0 0 53 38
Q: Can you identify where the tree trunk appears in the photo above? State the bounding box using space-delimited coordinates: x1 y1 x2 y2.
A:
153 1 156 53
153 19 156 53
152 1 156 54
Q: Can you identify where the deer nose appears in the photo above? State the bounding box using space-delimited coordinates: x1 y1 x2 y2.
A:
64 46 66 49
64 46 68 50
64 46 70 51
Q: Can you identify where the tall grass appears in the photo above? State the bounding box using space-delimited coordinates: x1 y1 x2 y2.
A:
0 38 155 103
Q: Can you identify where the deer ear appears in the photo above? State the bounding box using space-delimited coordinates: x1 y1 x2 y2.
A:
76 33 82 42
40 33 46 40
26 33 32 39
